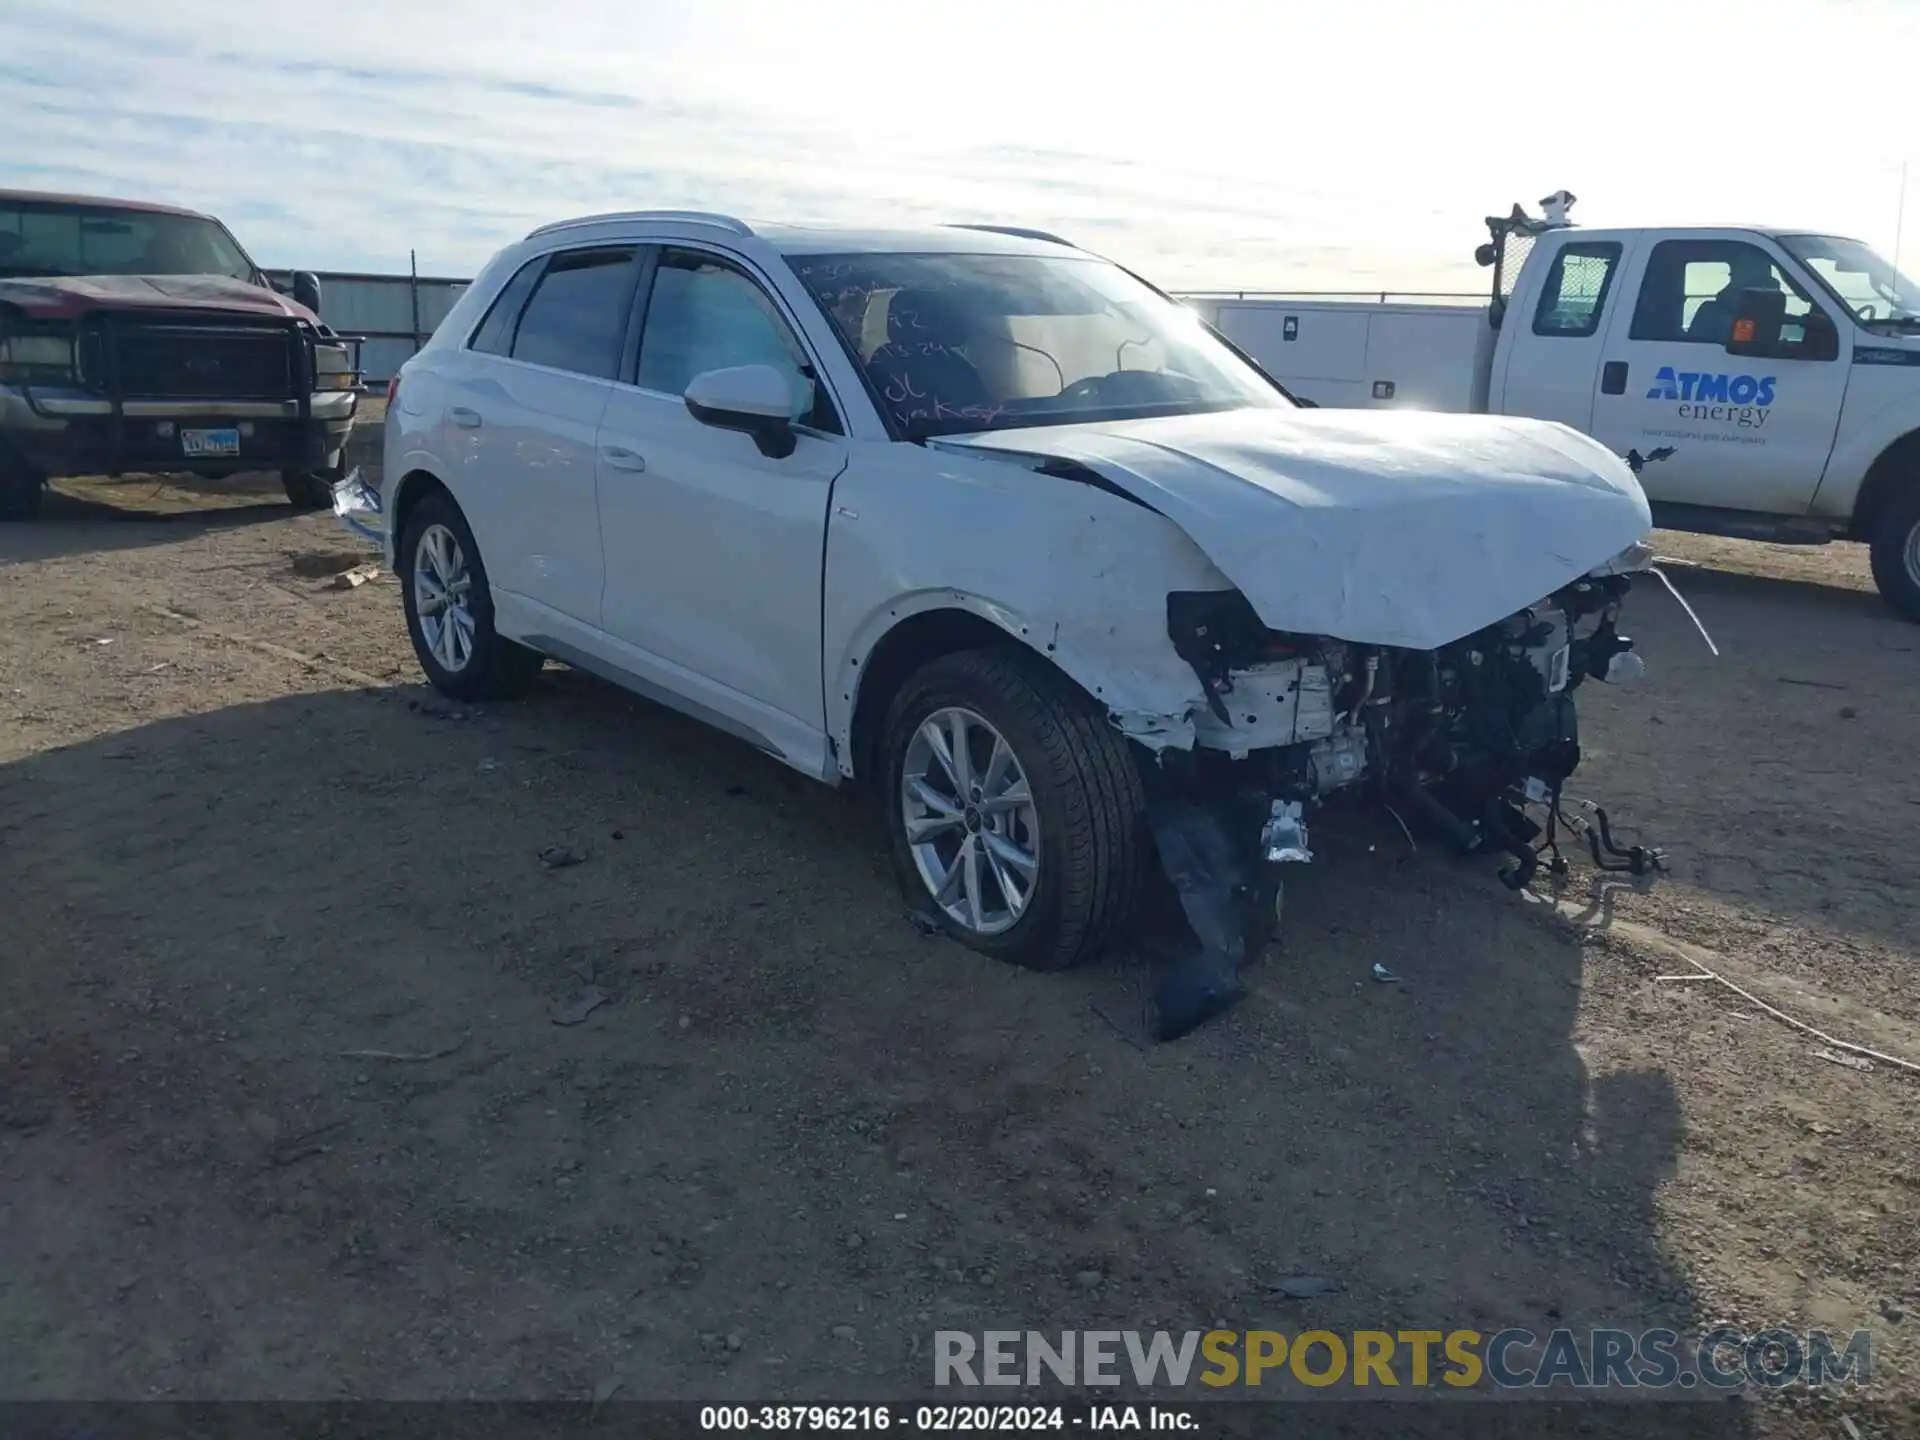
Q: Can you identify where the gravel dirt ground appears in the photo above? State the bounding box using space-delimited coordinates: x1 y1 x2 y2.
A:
1 433 1915 1438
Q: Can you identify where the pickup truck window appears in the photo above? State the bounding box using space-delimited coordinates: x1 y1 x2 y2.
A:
1532 242 1621 338
1779 233 1920 327
1629 239 1819 349
0 200 256 283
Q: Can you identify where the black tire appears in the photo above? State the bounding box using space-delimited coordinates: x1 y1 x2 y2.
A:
0 465 44 521
281 464 339 510
880 647 1146 972
397 488 544 701
1868 485 1920 624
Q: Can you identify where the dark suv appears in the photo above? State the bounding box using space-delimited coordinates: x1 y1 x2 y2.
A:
0 189 360 520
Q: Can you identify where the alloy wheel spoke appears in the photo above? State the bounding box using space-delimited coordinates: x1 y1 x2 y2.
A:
983 830 1037 883
907 775 963 818
945 711 974 794
983 844 1027 917
920 719 961 792
961 835 985 930
933 839 971 906
980 777 1031 814
981 735 1016 798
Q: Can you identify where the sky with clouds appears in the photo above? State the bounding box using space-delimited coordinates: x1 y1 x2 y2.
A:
3 0 1917 291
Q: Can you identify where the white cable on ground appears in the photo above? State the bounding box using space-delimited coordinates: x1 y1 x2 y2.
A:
1617 924 1919 1076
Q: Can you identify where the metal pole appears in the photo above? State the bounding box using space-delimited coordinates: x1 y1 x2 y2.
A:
1894 160 1909 288
410 249 422 355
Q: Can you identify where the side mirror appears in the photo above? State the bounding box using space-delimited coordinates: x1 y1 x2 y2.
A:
1798 307 1841 362
684 364 798 459
291 271 323 316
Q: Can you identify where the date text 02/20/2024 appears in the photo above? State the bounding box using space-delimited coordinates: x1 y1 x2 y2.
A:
699 1404 1195 1431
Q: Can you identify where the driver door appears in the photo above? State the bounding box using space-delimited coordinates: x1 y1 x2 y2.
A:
1588 235 1850 515
594 245 849 745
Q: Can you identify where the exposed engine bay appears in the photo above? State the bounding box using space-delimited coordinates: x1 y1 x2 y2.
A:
1143 548 1666 1041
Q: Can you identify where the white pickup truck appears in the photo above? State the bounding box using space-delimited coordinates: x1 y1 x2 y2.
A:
1182 195 1920 619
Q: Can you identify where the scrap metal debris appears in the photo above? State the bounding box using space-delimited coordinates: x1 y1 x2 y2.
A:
553 986 610 1027
336 1039 466 1062
1815 1048 1875 1074
330 467 385 545
539 844 587 869
1268 1275 1342 1299
1147 804 1251 1042
1371 963 1402 985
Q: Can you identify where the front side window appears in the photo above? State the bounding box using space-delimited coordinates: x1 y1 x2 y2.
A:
787 251 1290 440
1629 240 1818 347
0 201 256 282
634 250 838 431
508 247 636 379
1532 242 1620 337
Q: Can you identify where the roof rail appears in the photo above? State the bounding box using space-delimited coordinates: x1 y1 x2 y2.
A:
526 209 754 240
947 223 1076 248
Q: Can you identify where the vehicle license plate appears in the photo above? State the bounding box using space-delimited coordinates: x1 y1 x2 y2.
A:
182 428 242 457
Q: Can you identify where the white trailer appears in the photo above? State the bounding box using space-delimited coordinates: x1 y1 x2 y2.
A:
1179 194 1920 619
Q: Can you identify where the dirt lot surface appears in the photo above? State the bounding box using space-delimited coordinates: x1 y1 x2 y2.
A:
2 443 1916 1437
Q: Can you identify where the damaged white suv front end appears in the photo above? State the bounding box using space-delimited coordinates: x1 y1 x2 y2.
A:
383 216 1661 1043
917 404 1659 1036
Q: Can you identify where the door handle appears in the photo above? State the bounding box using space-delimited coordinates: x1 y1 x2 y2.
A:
449 406 483 428
1600 361 1628 396
600 446 647 472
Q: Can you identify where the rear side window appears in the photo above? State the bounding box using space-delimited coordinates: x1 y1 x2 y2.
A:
1532 242 1621 337
508 247 637 378
468 258 544 356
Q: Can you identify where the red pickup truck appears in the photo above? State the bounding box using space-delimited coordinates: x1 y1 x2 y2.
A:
0 189 360 520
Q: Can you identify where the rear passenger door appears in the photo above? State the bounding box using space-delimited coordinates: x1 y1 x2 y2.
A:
442 245 641 625
1494 235 1628 432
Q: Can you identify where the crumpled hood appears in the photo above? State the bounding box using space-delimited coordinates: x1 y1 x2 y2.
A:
936 406 1653 651
0 273 315 322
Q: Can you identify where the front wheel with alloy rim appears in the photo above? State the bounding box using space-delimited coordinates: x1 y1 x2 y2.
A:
1868 485 1920 623
881 648 1146 972
398 490 544 700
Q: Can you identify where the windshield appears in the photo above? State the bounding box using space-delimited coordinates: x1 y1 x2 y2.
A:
0 200 258 282
1779 233 1920 325
787 251 1291 440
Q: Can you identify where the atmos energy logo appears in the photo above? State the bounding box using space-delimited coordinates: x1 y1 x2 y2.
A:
1645 365 1775 428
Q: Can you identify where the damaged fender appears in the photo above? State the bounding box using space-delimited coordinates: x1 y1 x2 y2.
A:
823 447 1230 777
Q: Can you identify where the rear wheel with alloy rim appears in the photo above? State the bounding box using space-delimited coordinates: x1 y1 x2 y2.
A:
398 489 544 700
881 647 1145 971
